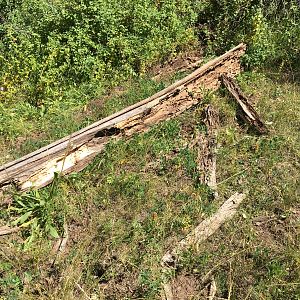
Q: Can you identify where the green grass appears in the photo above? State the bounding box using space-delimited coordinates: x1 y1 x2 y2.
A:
0 69 299 299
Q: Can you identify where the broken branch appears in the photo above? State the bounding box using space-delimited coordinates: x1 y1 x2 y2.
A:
222 75 268 134
161 192 246 299
162 192 246 266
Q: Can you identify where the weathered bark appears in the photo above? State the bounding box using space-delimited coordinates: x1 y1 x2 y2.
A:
0 44 246 192
197 105 219 195
222 75 268 134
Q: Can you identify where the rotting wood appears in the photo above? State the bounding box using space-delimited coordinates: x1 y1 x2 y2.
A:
161 192 246 299
162 192 246 267
222 75 268 134
197 105 219 196
0 44 246 192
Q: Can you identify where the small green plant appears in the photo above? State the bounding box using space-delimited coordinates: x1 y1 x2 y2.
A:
0 262 22 300
9 174 64 248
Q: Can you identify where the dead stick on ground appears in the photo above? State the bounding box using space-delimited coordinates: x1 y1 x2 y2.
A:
0 44 246 192
222 75 268 134
0 225 20 236
162 283 174 300
197 105 219 197
208 277 217 300
50 222 69 266
75 283 91 300
161 192 246 299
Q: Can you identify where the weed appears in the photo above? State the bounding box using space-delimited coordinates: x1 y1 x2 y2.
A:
8 174 65 249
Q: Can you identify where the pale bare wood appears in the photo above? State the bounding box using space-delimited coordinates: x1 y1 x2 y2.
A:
50 223 69 266
162 192 246 266
0 44 246 191
208 278 217 300
162 283 174 300
0 225 20 236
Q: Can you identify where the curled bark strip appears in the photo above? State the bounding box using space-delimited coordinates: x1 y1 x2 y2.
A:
0 44 246 191
222 75 268 134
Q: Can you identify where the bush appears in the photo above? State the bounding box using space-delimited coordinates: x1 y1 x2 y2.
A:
0 0 199 106
196 0 300 68
1 0 299 108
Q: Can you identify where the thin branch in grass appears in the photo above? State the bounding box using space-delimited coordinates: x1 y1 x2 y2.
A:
75 283 92 300
0 225 20 236
162 192 247 266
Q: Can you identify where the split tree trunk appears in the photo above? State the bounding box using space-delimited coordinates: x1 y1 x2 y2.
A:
0 44 246 192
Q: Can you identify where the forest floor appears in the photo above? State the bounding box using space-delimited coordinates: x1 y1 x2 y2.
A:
0 51 300 299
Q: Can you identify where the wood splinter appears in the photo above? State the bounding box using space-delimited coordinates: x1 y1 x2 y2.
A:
222 75 268 134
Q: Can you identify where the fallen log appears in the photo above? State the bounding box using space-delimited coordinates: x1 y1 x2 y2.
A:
0 44 246 192
197 105 219 196
161 192 246 299
222 75 268 134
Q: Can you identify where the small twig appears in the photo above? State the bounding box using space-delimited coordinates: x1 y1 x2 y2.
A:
162 192 247 266
50 222 69 266
267 282 300 287
0 225 20 236
75 283 92 300
227 261 233 300
216 168 249 186
208 277 217 300
244 287 253 300
162 283 174 300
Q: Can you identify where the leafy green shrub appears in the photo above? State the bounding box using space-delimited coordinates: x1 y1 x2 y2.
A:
0 0 199 106
197 0 300 68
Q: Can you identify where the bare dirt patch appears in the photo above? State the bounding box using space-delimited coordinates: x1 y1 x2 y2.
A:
170 274 200 300
150 49 203 81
